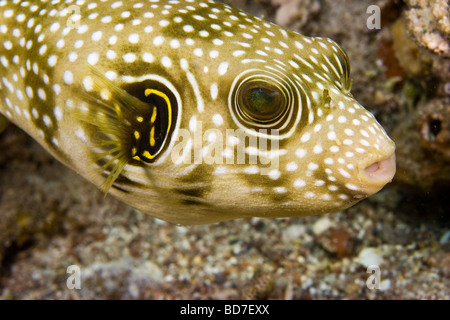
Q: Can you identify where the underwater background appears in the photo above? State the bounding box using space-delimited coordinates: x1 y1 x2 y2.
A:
0 0 449 299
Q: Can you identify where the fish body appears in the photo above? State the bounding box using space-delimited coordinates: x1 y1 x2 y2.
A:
0 0 395 225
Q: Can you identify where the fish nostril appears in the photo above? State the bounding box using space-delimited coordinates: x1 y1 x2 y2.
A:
363 153 396 183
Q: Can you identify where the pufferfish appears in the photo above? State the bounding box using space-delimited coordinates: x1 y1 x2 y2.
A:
0 0 396 225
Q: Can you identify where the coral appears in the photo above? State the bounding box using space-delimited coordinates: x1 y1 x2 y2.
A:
391 18 429 76
271 0 321 29
392 98 450 189
404 0 450 57
418 99 450 159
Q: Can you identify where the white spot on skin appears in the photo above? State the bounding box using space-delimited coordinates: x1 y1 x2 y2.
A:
74 40 83 49
153 35 165 46
37 88 46 100
142 52 154 63
161 56 172 68
3 40 12 50
56 39 65 48
315 180 325 186
193 48 203 56
183 25 194 32
75 128 88 142
322 194 331 200
339 168 351 178
68 52 78 62
63 70 73 84
209 50 219 58
106 50 116 60
274 187 288 194
105 71 117 80
301 132 311 143
345 129 354 136
286 162 298 172
25 87 33 98
83 76 94 91
304 192 315 199
92 31 102 42
269 170 281 180
48 55 57 67
53 84 61 95
343 139 353 145
210 83 218 100
218 62 229 75
101 16 112 23
212 113 223 126
31 108 39 119
328 132 337 140
244 166 259 175
294 179 306 188
54 106 63 121
109 35 117 45
123 53 136 63
313 145 323 154
87 52 99 65
170 39 180 48
43 115 52 127
346 183 359 191
330 146 340 153
77 25 88 34
159 19 169 27
296 148 306 158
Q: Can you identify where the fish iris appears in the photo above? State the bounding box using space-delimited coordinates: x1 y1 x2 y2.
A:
240 82 285 122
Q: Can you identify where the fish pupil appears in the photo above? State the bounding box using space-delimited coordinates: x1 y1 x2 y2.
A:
241 83 284 121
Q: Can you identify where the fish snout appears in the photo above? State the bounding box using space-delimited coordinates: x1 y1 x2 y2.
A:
359 149 396 195
363 153 396 184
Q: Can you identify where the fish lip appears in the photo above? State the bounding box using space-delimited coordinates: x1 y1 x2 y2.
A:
356 151 396 195
354 138 396 194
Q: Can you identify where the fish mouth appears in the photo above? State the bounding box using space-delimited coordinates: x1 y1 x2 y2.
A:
363 153 396 183
359 152 396 194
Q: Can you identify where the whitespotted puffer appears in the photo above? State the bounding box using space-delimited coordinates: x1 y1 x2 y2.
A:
0 0 395 225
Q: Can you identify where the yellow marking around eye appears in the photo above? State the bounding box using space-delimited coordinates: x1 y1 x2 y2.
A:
134 131 140 140
133 155 141 161
131 147 138 156
150 126 156 147
151 106 157 124
136 116 144 122
144 88 172 134
142 150 155 160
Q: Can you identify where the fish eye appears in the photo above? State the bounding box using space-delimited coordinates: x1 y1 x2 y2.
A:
229 70 301 138
238 82 286 123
